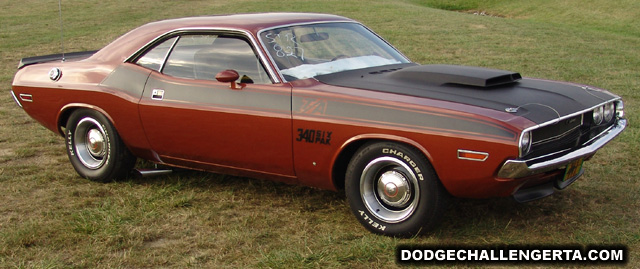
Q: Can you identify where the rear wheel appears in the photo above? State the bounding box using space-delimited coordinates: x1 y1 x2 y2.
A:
345 141 448 236
65 109 136 182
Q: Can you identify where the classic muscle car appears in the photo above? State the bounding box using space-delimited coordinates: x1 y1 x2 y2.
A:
11 13 626 236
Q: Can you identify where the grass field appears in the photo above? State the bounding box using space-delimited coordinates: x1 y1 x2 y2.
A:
1 0 638 267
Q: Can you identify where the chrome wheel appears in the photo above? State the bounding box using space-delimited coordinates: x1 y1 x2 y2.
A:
346 142 449 236
74 117 108 169
360 156 419 223
65 109 136 182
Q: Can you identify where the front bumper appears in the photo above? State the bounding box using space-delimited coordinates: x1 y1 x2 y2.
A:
498 118 627 179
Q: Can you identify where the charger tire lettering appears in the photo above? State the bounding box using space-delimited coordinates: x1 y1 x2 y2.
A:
346 142 447 236
383 148 424 180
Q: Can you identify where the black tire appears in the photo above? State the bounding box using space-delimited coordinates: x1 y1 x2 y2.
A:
345 141 448 237
65 109 136 182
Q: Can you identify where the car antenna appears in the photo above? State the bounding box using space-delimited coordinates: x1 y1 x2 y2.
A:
58 0 65 62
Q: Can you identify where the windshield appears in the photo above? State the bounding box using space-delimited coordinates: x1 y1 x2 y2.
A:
259 22 410 81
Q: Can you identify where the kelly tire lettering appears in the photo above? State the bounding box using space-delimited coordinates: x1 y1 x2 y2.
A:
64 109 136 182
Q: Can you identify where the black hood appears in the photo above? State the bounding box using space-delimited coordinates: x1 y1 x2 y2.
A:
315 64 619 124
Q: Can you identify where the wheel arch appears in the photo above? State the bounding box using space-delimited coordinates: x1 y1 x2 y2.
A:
330 134 437 191
57 103 115 135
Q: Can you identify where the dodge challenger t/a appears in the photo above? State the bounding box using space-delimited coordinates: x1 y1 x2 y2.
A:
11 13 626 236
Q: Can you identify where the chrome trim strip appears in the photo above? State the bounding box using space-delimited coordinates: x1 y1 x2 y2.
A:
457 149 489 162
19 93 33 102
523 98 622 133
524 148 572 164
358 23 412 62
518 98 622 157
518 131 531 157
125 27 282 84
615 100 624 118
10 90 23 108
158 36 180 73
499 118 627 179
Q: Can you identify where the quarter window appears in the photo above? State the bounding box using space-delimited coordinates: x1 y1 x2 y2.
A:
135 37 177 71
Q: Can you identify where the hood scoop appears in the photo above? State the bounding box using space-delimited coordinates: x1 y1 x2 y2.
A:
315 63 615 124
387 64 522 88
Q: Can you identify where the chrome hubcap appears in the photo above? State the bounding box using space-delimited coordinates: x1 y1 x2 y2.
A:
360 156 419 223
74 117 108 169
377 170 412 208
87 129 106 157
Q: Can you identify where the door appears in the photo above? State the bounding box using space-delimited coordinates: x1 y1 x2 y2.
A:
136 33 294 177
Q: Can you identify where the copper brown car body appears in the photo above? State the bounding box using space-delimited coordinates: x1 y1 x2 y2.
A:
11 13 626 236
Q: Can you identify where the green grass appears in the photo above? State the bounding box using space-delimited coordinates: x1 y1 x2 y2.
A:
1 0 638 267
412 0 640 37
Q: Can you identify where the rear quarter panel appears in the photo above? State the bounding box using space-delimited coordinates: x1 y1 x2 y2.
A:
11 62 153 159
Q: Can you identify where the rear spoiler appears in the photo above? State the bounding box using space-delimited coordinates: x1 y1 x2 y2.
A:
18 50 98 69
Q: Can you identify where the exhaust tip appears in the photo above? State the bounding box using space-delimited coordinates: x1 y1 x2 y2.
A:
134 168 173 178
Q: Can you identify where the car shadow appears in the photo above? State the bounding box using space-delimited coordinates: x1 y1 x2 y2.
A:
124 166 582 238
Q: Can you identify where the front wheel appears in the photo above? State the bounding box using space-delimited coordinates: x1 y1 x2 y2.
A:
65 109 136 182
345 142 448 236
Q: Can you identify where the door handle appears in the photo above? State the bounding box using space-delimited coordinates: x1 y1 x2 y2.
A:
151 89 165 100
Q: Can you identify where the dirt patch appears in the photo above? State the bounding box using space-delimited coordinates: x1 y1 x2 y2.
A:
0 148 13 158
462 10 505 18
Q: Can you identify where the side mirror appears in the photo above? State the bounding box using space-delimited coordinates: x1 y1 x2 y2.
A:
215 69 243 89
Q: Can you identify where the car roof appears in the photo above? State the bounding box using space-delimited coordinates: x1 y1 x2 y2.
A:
92 13 354 64
148 13 352 32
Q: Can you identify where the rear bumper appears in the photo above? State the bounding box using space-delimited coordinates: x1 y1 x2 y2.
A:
498 118 627 179
10 90 23 108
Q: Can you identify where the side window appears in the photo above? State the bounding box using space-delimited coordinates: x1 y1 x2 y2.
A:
162 34 272 84
135 37 177 71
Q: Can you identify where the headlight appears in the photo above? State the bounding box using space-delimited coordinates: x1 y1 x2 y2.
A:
603 102 615 122
592 105 604 125
519 131 532 157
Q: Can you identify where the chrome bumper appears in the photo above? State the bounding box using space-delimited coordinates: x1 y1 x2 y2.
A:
498 118 627 179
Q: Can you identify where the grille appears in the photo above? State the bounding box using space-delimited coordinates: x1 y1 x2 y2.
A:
523 113 613 160
532 114 582 145
528 127 582 159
